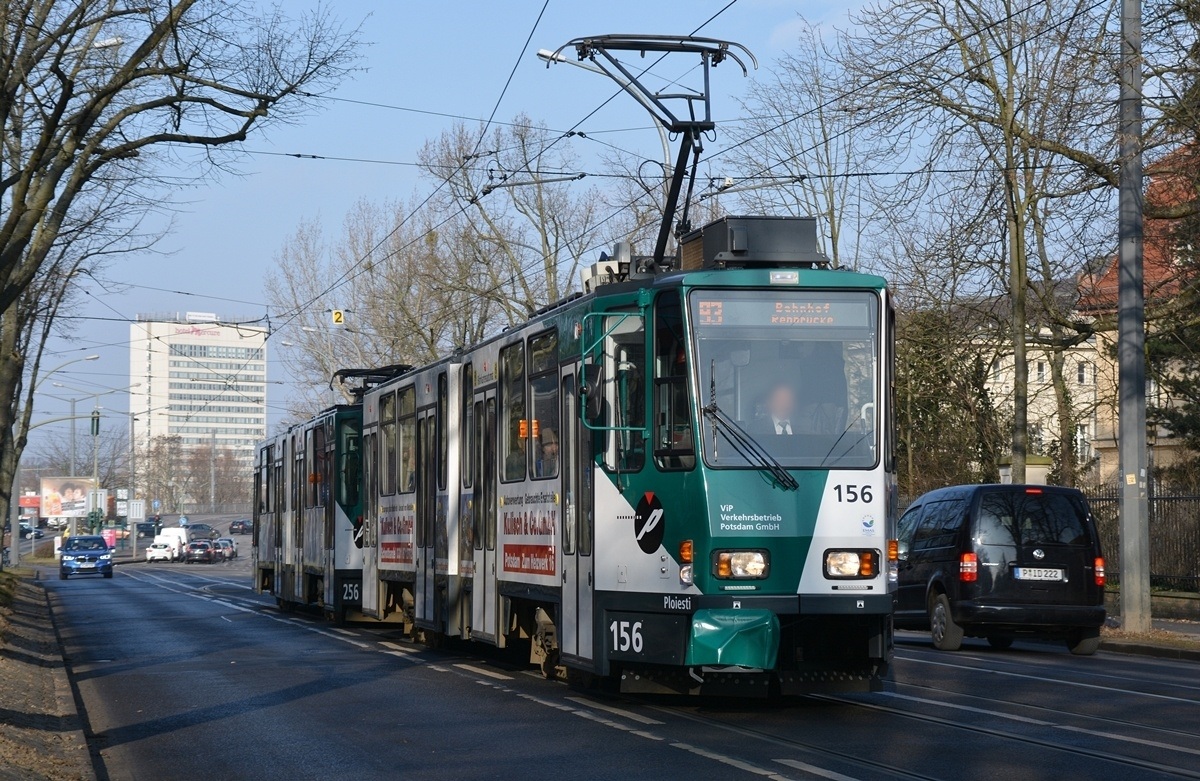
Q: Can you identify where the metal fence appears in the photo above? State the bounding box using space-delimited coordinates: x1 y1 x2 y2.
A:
176 502 252 516
1086 489 1200 593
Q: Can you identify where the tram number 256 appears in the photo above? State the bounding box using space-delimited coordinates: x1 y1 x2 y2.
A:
341 581 361 603
609 620 644 653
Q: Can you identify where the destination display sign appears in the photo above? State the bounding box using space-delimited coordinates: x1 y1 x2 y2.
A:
694 296 872 329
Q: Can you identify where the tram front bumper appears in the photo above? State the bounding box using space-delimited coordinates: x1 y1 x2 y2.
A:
685 609 780 669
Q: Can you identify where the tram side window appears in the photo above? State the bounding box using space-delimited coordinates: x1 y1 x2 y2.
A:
462 364 475 489
437 373 449 491
602 312 646 473
381 392 397 495
398 391 417 494
258 447 270 512
484 398 498 551
338 419 361 507
500 341 527 482
273 451 284 513
398 387 416 493
312 424 328 508
654 292 694 470
530 330 559 479
292 436 303 512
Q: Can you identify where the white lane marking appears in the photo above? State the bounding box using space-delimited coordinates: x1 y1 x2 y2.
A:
903 656 1200 706
774 759 862 781
883 692 1200 758
383 651 413 660
565 696 664 725
332 628 356 636
220 616 233 623
670 742 794 780
380 641 415 655
898 644 1200 694
453 663 513 681
428 665 449 672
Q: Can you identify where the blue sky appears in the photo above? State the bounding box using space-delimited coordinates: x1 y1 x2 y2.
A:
29 0 864 445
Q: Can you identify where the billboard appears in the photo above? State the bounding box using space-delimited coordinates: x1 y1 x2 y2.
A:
40 477 97 518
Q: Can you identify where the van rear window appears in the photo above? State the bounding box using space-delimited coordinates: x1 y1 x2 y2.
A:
976 492 1090 546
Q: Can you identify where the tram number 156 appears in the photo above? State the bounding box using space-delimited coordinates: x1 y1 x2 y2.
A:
609 620 644 653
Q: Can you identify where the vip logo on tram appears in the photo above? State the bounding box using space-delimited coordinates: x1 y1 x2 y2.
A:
634 492 665 554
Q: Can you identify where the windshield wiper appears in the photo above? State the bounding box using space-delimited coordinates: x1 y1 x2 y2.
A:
819 408 871 467
700 359 801 489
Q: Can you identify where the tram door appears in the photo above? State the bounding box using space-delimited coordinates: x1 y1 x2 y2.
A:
559 366 594 662
415 410 436 626
361 431 379 616
472 392 499 642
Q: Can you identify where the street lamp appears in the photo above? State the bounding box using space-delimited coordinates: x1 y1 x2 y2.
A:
43 381 139 537
5 354 99 570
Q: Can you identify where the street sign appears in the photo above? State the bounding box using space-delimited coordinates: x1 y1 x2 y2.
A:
128 500 146 522
331 309 345 325
152 499 161 511
87 489 108 513
116 488 128 501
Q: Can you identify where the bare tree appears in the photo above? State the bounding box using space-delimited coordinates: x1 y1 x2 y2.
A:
836 0 1117 481
266 198 503 421
719 19 907 268
1 0 360 535
270 118 612 422
418 118 606 322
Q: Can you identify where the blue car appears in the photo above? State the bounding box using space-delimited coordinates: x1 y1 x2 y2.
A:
60 535 114 580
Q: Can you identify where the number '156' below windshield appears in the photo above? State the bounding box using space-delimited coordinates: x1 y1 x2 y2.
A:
689 289 880 469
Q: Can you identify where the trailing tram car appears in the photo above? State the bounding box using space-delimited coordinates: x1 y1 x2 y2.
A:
253 404 367 620
357 215 898 695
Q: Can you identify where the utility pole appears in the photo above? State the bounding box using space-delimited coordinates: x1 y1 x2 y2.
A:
70 397 77 476
1118 0 1151 633
88 406 100 535
130 413 137 558
210 429 217 514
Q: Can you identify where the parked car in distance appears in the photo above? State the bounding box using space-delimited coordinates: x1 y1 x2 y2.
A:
19 522 44 539
184 523 219 540
60 535 114 580
215 538 237 559
229 519 252 535
894 484 1106 655
151 534 184 562
145 542 174 563
185 541 216 564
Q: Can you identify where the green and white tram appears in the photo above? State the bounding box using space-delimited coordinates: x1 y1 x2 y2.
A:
253 404 367 620
357 215 897 694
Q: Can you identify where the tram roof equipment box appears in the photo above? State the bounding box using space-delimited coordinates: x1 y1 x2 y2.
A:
680 216 831 270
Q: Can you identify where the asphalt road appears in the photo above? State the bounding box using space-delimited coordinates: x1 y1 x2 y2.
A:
43 522 1200 781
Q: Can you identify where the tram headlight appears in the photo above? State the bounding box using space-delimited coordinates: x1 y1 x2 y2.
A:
680 564 694 585
824 549 880 579
712 550 769 579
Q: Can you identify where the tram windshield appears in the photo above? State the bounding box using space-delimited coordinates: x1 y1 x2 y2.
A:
689 289 880 469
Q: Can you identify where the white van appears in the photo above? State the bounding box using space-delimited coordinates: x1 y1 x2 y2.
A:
156 529 189 562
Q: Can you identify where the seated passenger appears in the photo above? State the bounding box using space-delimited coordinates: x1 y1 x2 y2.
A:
536 429 559 477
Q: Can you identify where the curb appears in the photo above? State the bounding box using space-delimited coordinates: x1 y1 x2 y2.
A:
33 582 98 781
1100 639 1200 662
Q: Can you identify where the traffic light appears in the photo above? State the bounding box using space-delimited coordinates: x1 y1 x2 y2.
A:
90 409 100 436
86 509 103 533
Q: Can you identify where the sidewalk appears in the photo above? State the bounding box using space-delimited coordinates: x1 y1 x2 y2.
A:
1100 617 1200 661
0 572 95 781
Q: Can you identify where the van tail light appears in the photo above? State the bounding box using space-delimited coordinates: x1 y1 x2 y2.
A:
887 539 899 561
960 552 978 582
1095 557 1106 587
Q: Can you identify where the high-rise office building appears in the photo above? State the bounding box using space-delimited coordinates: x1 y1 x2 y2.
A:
128 312 268 461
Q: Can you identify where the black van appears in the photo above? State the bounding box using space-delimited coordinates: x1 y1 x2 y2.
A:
894 484 1106 655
